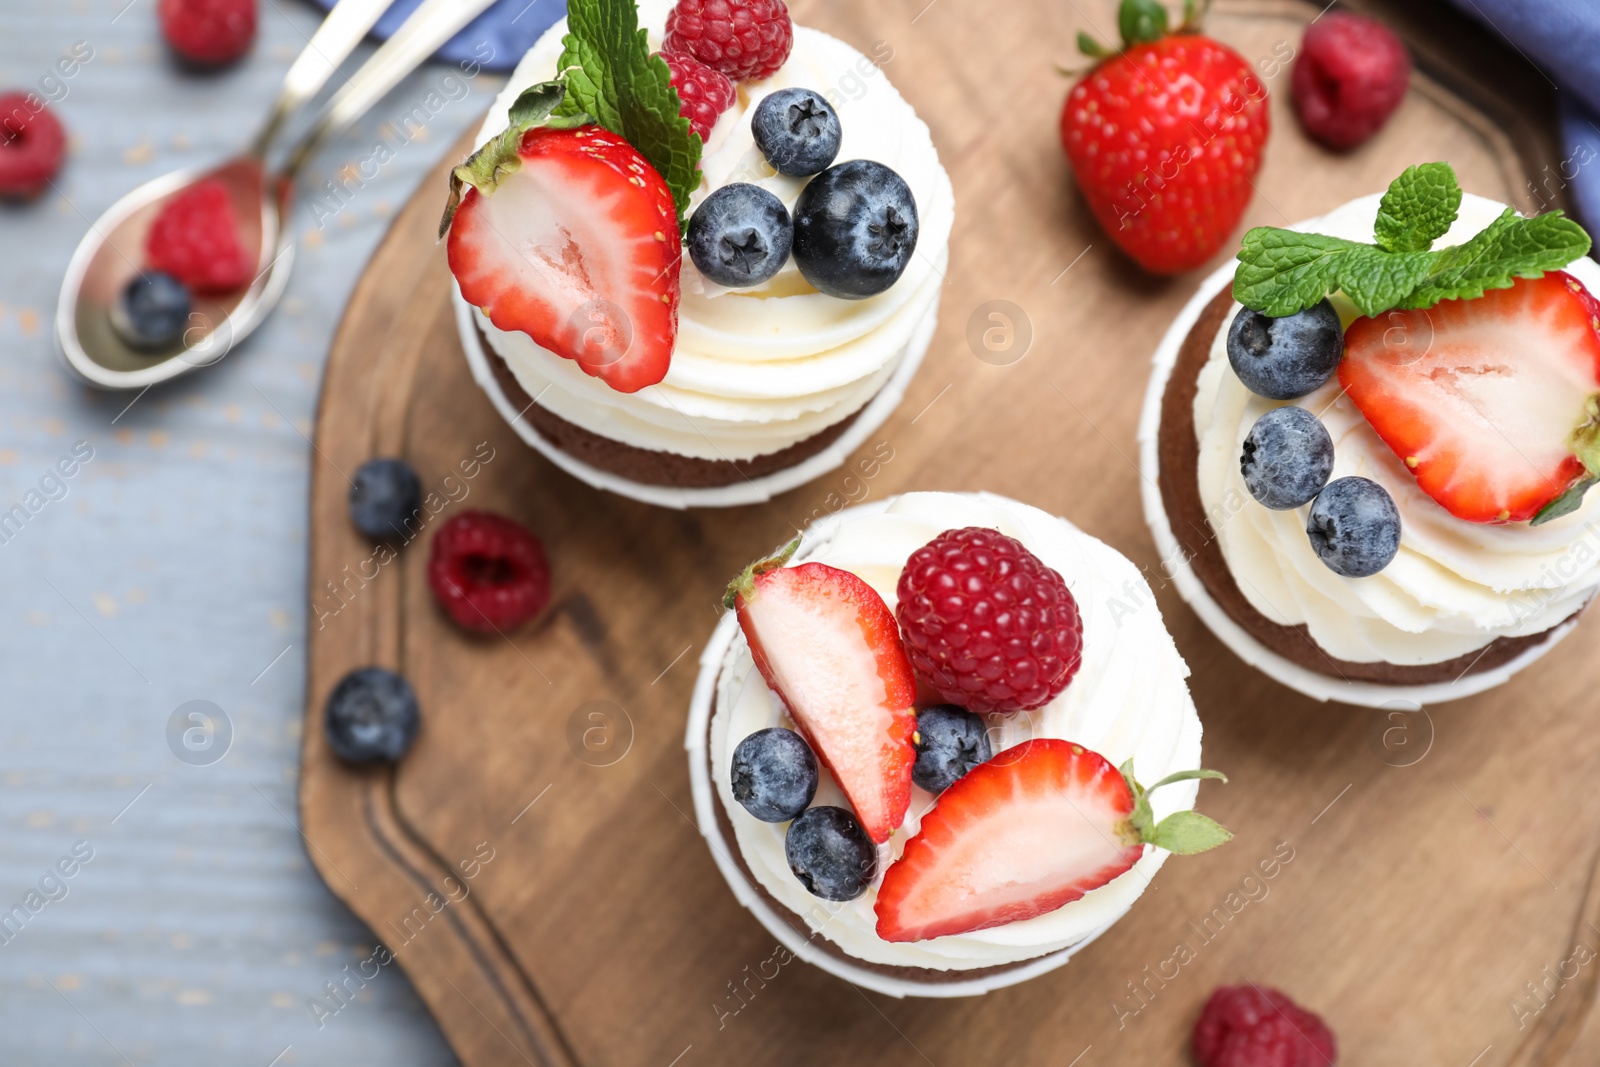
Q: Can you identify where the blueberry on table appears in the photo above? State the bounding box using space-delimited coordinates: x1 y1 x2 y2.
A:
325 667 420 764
751 88 842 177
731 727 818 822
1241 406 1335 510
348 458 422 540
912 705 992 794
1227 299 1344 400
786 806 877 901
687 183 794 288
792 159 918 300
110 272 191 351
1307 476 1401 577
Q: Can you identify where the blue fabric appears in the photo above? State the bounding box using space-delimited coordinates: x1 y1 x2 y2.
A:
1448 0 1600 228
305 0 568 72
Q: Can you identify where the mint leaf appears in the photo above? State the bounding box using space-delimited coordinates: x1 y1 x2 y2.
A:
1374 162 1461 254
1401 209 1593 309
553 0 702 225
1233 229 1363 317
1335 246 1435 318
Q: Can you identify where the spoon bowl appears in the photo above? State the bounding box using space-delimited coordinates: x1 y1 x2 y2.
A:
56 155 289 389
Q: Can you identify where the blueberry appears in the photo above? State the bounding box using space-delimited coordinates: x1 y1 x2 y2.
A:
1226 299 1344 400
751 88 842 177
687 183 793 288
785 806 877 901
1240 406 1335 510
325 667 420 763
1307 476 1401 577
349 458 422 540
911 705 991 793
792 160 918 300
731 727 818 822
111 271 190 351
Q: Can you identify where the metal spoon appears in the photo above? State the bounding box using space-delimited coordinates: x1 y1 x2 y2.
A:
56 0 500 390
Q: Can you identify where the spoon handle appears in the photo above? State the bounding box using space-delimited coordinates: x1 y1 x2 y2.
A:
251 0 399 158
281 0 503 178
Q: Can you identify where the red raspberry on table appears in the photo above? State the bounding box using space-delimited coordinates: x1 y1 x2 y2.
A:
663 0 794 83
428 511 551 634
159 0 257 67
896 527 1083 715
145 179 254 293
660 51 737 142
1291 12 1410 150
1192 985 1338 1067
0 93 67 198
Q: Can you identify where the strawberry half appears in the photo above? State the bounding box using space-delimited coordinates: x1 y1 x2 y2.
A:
724 543 917 843
1341 272 1600 523
442 86 682 395
874 739 1228 942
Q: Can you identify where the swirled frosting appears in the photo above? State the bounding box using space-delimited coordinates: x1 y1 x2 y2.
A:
709 492 1203 970
1194 193 1600 665
471 0 954 461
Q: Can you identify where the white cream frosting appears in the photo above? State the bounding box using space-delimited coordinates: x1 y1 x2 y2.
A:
1194 193 1600 666
470 0 954 461
708 492 1203 971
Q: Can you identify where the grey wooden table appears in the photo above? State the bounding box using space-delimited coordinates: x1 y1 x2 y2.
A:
0 1 513 1062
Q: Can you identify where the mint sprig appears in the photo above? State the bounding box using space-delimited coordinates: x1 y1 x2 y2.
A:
553 0 702 225
1233 162 1592 319
438 0 702 236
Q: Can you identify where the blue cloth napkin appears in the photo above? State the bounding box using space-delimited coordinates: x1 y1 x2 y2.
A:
304 0 567 73
1448 0 1600 229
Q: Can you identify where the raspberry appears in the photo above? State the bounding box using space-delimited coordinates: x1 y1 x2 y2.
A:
427 511 550 634
1291 12 1409 151
661 51 737 142
0 93 66 198
159 0 257 67
895 527 1083 715
662 0 794 83
145 179 254 293
1192 985 1338 1067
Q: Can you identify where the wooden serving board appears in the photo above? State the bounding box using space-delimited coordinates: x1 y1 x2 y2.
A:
300 2 1599 1064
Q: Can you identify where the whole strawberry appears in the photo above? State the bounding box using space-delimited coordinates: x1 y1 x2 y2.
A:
1061 0 1269 274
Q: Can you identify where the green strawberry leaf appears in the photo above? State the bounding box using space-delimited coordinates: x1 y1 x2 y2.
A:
723 537 801 610
1400 208 1592 309
1118 0 1169 46
439 81 576 237
1149 810 1234 854
1233 229 1364 318
553 0 702 226
1374 162 1461 254
1531 476 1598 526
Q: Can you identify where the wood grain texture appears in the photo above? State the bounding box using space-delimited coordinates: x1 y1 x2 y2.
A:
301 2 1600 1064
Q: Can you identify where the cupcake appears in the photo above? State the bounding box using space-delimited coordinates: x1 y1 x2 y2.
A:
446 0 954 509
1141 163 1600 707
684 492 1227 997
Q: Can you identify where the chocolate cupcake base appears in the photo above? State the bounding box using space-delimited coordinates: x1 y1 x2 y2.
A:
455 290 940 510
1138 272 1584 707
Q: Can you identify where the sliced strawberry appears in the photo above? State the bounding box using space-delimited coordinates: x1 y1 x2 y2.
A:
875 739 1229 942
1341 272 1600 523
725 545 916 843
447 124 681 394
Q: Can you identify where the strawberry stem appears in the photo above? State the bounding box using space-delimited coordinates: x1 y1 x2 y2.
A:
439 81 589 238
722 537 801 610
1118 761 1232 855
